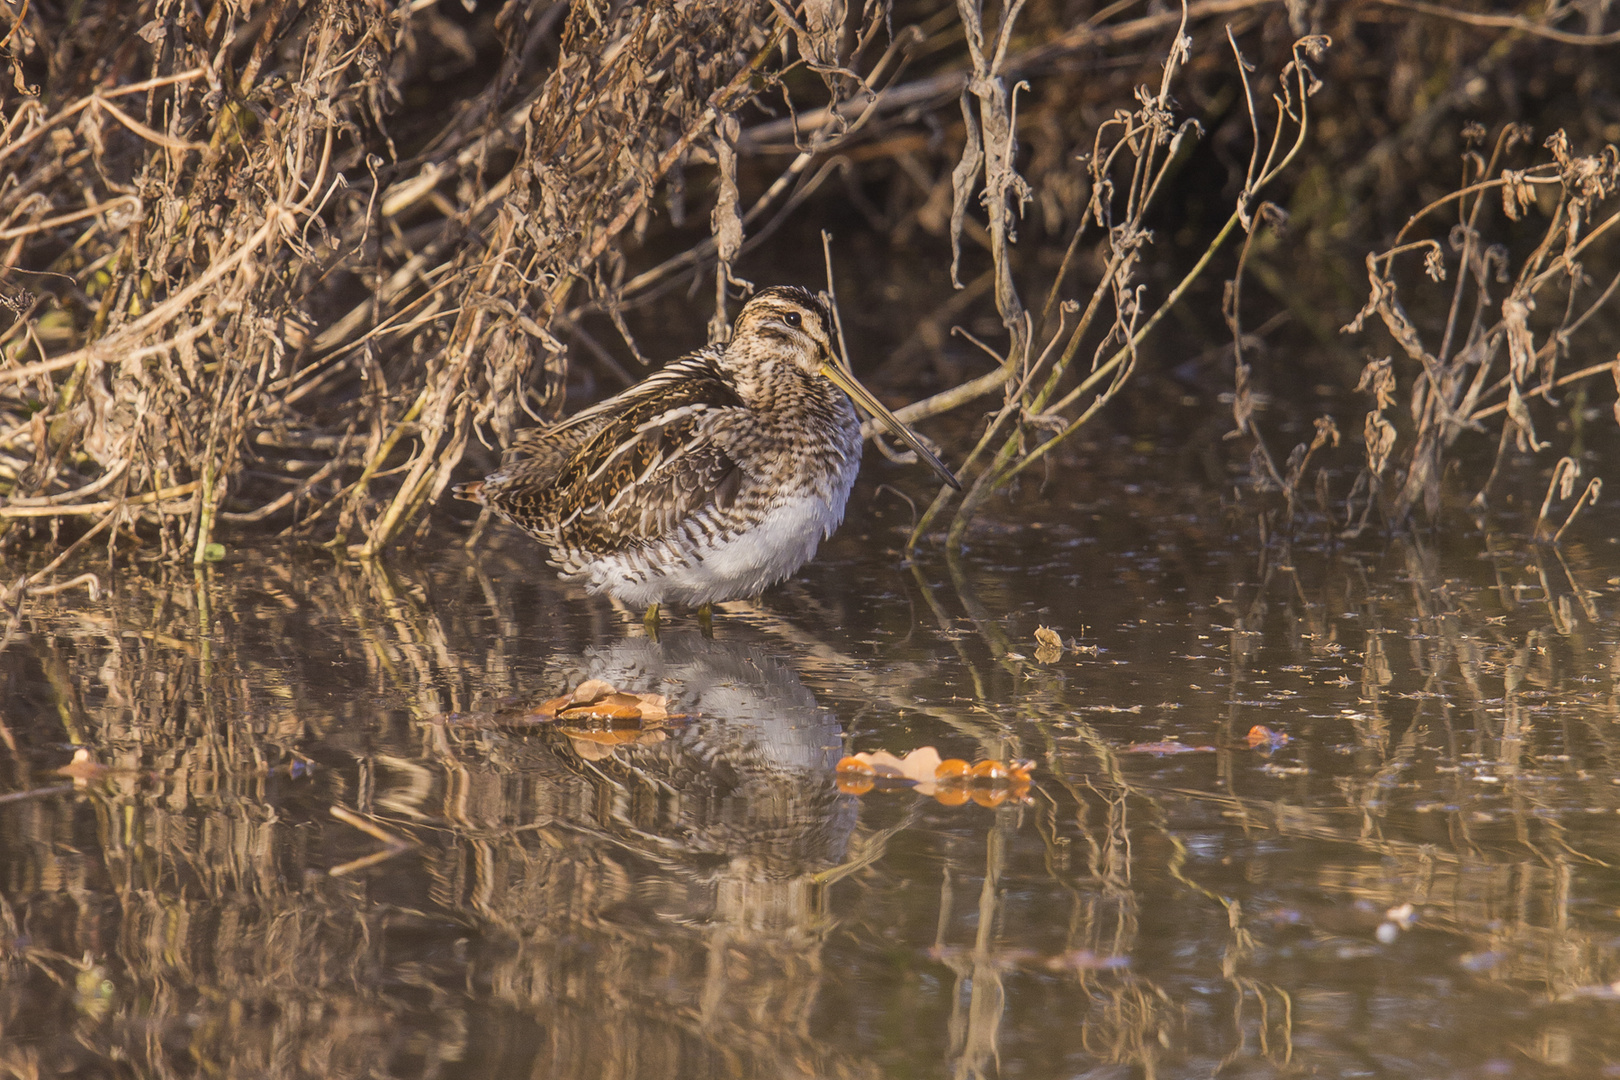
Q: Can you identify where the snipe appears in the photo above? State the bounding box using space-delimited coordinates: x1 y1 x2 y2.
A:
455 286 958 624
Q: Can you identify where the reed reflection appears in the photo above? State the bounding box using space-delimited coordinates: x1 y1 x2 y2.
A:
0 557 875 1080
4 523 1620 1079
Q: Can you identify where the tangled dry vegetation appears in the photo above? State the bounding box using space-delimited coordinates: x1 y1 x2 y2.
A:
1231 121 1620 545
2 0 1620 582
2 0 796 569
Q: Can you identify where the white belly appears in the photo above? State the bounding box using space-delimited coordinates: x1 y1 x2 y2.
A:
573 491 850 607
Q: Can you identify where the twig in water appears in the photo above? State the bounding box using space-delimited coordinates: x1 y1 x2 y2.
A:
328 805 415 877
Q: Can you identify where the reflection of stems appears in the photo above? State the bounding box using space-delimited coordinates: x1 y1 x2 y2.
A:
192 460 216 566
811 807 920 887
1549 542 1601 622
944 545 1016 661
328 804 415 877
194 567 213 672
937 815 1010 1079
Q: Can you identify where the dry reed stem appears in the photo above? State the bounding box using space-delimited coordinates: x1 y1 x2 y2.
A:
908 22 1325 549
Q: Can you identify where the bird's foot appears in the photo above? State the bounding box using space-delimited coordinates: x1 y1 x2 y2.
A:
643 603 660 640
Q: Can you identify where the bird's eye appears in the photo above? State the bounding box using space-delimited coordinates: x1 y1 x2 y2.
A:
784 310 802 328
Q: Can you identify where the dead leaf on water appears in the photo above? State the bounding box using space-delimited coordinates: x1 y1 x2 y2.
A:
1033 625 1063 664
837 746 943 783
1247 724 1292 751
563 727 670 761
836 747 1035 804
533 677 674 722
437 679 692 759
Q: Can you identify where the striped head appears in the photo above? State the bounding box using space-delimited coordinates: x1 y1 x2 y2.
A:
722 287 841 394
722 285 961 490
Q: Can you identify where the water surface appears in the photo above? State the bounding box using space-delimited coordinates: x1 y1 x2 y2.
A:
3 470 1620 1079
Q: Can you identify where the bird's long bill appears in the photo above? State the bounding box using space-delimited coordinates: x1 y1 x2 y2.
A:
821 362 961 490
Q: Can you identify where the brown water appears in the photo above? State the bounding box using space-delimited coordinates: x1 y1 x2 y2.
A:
3 468 1620 1079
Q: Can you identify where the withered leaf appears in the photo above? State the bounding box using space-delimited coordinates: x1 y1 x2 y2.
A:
532 679 672 721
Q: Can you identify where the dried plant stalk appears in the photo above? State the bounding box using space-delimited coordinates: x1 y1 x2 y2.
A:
1336 126 1620 535
908 22 1327 550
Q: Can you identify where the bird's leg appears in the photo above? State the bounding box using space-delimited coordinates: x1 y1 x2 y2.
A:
697 603 713 637
643 603 660 638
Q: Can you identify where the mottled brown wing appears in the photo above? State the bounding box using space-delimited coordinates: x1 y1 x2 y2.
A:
548 356 746 552
496 414 604 485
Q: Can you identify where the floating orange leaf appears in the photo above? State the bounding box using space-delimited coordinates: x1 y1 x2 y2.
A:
510 679 688 760
1247 725 1292 751
562 724 670 761
970 759 1009 781
838 748 1035 805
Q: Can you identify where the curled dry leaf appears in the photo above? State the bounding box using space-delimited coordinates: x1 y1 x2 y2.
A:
533 678 672 722
1363 412 1397 476
1355 356 1397 411
1033 625 1064 664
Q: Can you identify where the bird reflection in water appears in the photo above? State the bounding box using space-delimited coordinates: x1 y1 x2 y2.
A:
440 634 848 932
436 633 860 1075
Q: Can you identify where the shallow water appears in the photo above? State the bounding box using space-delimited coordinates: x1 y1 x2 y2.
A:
3 472 1620 1079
